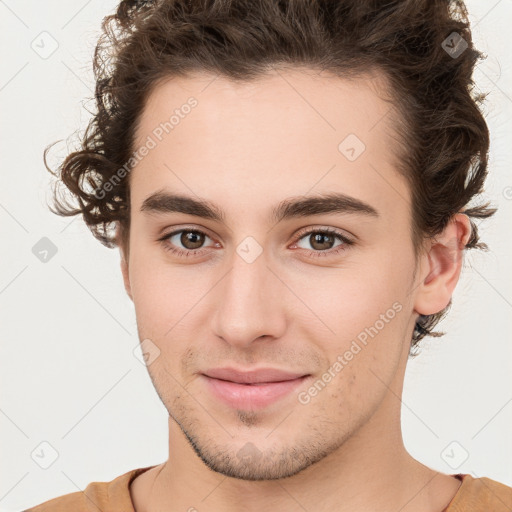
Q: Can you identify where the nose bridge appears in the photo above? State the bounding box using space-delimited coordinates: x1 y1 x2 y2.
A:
211 244 286 346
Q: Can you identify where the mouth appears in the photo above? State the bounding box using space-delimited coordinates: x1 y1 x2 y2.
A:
200 367 311 409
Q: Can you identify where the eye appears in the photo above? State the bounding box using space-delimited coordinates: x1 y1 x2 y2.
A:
158 228 217 257
291 227 354 258
158 226 354 259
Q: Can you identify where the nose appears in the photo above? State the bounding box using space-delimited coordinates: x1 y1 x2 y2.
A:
211 248 287 349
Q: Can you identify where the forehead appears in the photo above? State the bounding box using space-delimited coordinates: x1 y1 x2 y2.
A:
134 67 398 150
130 68 411 227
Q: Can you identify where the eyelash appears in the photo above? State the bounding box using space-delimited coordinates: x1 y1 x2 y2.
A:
158 226 354 259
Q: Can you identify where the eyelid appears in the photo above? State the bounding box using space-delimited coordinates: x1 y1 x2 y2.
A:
291 225 355 245
158 224 216 242
159 224 353 242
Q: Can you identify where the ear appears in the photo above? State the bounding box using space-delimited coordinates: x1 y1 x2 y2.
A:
120 246 133 301
117 223 133 301
413 213 472 316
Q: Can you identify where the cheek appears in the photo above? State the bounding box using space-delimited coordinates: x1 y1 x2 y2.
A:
293 256 408 342
308 286 407 417
129 254 216 346
290 259 411 404
128 252 176 336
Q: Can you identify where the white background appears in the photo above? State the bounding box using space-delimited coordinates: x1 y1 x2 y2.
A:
1 1 511 510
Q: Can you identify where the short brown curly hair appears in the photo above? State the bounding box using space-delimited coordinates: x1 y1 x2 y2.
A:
44 0 497 353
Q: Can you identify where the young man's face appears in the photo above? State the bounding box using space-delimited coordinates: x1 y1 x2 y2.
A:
121 68 446 480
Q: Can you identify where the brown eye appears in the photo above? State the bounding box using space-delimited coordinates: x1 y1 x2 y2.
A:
179 230 206 250
308 232 337 251
292 227 355 258
159 228 215 256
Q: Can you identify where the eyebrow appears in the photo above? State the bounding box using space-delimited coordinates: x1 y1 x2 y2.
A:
140 190 379 224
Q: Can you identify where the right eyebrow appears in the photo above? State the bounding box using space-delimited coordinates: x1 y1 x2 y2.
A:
140 191 225 222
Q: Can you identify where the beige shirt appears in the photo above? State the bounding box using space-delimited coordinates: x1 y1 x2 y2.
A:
23 465 512 511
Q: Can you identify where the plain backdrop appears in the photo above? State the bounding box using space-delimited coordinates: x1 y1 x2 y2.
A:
1 1 511 510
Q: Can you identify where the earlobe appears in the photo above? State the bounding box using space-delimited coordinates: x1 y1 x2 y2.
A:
413 213 472 316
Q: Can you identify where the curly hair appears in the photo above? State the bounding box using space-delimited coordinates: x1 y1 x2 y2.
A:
44 0 497 353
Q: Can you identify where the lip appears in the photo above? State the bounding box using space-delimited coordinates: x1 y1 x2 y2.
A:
200 367 311 410
203 367 308 384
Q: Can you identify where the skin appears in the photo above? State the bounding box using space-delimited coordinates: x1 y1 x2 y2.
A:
119 67 471 512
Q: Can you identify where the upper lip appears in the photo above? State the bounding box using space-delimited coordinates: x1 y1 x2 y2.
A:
202 367 309 384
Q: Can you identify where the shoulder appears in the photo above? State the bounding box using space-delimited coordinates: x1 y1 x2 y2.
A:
446 474 512 512
22 465 157 512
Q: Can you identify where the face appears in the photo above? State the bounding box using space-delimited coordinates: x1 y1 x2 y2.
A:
121 68 423 480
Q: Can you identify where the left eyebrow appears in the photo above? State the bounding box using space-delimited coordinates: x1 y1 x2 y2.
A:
271 192 379 223
139 190 380 224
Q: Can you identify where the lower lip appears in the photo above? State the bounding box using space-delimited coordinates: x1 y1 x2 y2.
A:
201 374 310 410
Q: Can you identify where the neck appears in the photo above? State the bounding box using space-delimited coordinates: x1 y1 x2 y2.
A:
132 387 461 512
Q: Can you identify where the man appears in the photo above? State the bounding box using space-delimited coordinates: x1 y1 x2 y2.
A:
26 0 511 510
